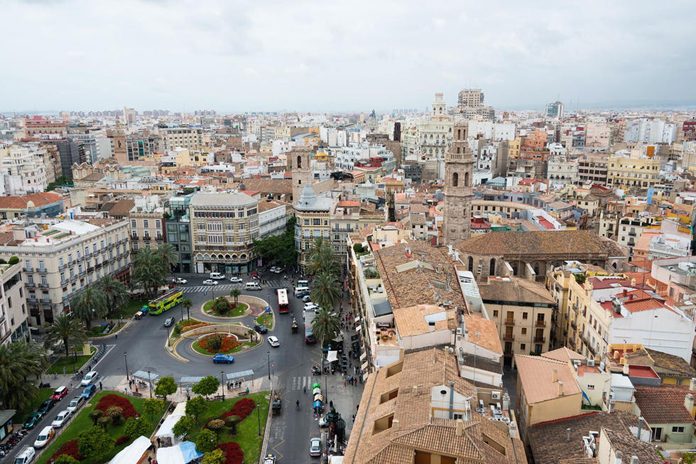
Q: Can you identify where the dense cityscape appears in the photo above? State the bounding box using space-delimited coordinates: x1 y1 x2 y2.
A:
2 1 696 464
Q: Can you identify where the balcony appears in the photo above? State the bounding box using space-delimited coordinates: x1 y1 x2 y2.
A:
534 336 546 343
504 319 515 326
25 281 36 288
38 282 49 289
503 334 515 342
131 234 139 240
570 320 577 330
143 236 151 242
23 267 33 273
535 319 546 328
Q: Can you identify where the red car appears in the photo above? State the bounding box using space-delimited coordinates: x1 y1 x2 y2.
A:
51 386 69 401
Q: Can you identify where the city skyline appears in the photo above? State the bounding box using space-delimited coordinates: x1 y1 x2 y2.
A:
3 0 695 112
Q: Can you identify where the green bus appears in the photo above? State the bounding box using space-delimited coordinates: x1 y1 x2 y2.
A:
149 289 184 315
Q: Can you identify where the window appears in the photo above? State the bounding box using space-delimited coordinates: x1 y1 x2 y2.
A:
672 426 685 433
144 219 149 228
521 328 527 335
493 310 498 317
522 312 528 320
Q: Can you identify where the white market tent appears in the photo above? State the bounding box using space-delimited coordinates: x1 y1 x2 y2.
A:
156 441 202 464
155 402 187 445
108 436 151 464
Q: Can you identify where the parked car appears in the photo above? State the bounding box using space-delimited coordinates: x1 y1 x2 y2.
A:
209 272 226 280
230 276 243 283
212 353 235 364
81 384 97 400
50 386 69 401
304 303 319 312
33 426 55 449
262 454 276 464
267 336 280 348
172 277 188 284
66 396 85 413
202 279 219 286
51 410 71 428
23 412 42 430
254 324 268 334
164 317 175 328
301 295 312 303
309 437 322 457
270 266 283 274
80 370 99 386
13 446 36 464
37 399 55 417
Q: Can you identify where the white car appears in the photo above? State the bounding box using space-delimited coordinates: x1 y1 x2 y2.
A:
304 302 319 312
51 410 71 428
202 279 219 286
230 276 243 283
309 437 322 457
270 266 283 274
33 426 55 449
267 336 280 348
210 272 226 280
80 370 98 386
172 277 188 284
66 396 85 413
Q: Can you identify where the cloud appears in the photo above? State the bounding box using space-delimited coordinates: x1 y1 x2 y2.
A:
1 0 694 111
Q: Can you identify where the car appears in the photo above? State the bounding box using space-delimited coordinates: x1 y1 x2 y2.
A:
13 446 36 464
267 336 280 348
164 317 175 327
172 277 188 284
262 454 277 464
254 324 268 334
23 412 42 430
305 333 317 345
50 386 69 401
309 437 322 457
80 370 99 386
302 295 312 303
33 426 55 449
81 384 97 400
230 276 243 283
51 409 71 428
202 279 219 286
37 399 56 417
210 272 226 280
270 266 283 274
212 353 235 364
304 303 319 312
66 396 85 413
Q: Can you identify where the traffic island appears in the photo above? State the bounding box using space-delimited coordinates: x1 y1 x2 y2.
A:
202 296 250 318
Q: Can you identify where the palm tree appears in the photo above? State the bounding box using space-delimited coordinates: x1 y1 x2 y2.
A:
312 308 341 347
182 298 192 320
307 238 338 276
97 276 128 319
46 314 87 357
131 248 167 298
229 289 241 307
156 243 177 273
0 342 47 410
71 287 107 330
311 271 341 310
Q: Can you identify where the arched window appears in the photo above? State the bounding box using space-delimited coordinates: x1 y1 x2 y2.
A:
467 256 474 272
464 172 469 187
489 258 496 276
296 155 302 169
452 172 459 187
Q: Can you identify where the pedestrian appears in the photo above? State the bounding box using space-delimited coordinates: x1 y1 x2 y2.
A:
115 333 118 340
99 381 103 391
148 457 152 464
156 437 161 448
352 414 355 422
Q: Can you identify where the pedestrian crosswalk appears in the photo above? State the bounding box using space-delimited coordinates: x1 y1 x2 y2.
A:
183 279 288 294
290 375 316 391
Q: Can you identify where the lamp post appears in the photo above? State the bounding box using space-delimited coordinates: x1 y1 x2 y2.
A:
220 370 225 401
124 352 129 381
147 369 153 399
267 351 271 380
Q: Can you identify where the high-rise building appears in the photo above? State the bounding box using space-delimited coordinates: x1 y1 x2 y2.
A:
545 100 564 120
444 122 474 245
457 88 495 120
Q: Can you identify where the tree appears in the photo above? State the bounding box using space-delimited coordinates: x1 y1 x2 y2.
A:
71 287 107 330
307 238 338 276
0 341 47 410
97 276 129 319
182 298 193 320
312 308 341 347
229 288 241 307
154 376 177 401
89 409 103 425
252 217 297 268
311 271 341 311
185 396 207 421
45 314 87 358
195 429 218 453
207 419 225 435
106 406 125 425
124 417 151 439
192 376 220 398
156 243 177 272
201 449 226 464
225 415 241 435
78 426 114 461
172 415 196 438
213 297 230 315
131 248 168 299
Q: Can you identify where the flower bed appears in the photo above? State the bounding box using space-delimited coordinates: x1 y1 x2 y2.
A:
218 442 244 464
50 439 81 461
194 334 240 355
179 319 210 333
222 398 256 420
96 394 137 418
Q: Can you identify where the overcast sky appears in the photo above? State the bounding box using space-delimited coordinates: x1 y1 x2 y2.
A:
3 0 695 113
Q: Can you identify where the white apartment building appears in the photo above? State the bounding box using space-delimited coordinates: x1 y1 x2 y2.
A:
0 143 48 195
258 200 287 238
625 118 676 144
585 121 611 149
160 127 204 151
0 218 131 326
547 157 579 185
0 261 30 344
331 144 393 171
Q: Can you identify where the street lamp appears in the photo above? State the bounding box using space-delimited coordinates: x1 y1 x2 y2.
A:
220 370 225 401
147 369 153 399
267 351 271 380
124 352 129 381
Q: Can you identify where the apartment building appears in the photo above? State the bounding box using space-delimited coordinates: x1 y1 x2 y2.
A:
189 192 259 274
0 262 30 345
547 156 579 185
128 196 166 252
257 200 287 238
0 192 64 220
164 195 193 274
0 143 48 195
160 126 204 151
294 185 335 269
607 150 661 189
578 154 608 185
0 218 131 325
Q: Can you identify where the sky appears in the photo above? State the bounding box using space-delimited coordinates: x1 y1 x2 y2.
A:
2 0 695 113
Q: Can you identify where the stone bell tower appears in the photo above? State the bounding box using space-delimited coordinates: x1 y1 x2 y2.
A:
444 122 474 245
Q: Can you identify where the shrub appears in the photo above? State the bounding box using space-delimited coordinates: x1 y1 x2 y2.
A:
124 417 151 439
50 439 81 461
207 334 224 351
106 405 125 425
96 394 137 418
115 435 130 446
53 456 80 464
222 398 256 420
218 442 244 464
89 409 104 425
8 256 19 265
195 429 218 453
207 418 225 432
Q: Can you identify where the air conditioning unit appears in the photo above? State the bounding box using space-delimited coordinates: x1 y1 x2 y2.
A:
587 358 595 367
491 391 501 400
456 327 464 335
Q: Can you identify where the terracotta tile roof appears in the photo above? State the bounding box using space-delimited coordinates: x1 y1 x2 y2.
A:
634 385 695 424
478 277 555 305
515 354 581 404
338 200 361 207
455 230 626 258
542 347 586 363
587 276 633 290
463 314 503 355
0 192 63 210
644 348 696 379
101 199 135 218
393 304 455 338
237 178 292 195
257 199 287 212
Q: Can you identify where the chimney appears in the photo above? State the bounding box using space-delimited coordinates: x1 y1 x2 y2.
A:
684 393 694 416
455 419 464 436
689 378 696 392
566 427 571 442
551 369 558 383
557 381 564 397
392 419 399 431
622 289 628 298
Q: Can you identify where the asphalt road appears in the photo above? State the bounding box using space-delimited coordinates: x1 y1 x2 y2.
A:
2 270 350 463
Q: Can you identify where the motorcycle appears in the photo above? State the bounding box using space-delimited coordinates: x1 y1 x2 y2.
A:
311 365 321 376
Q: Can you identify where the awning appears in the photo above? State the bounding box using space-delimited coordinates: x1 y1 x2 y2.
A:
155 402 187 442
132 370 159 382
361 361 369 372
356 325 362 333
354 316 361 324
179 376 204 386
326 351 338 363
156 441 202 464
312 387 321 395
225 369 254 381
109 436 151 464
360 352 367 362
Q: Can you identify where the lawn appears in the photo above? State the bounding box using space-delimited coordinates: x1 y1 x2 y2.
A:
87 321 125 338
203 300 248 317
46 347 96 374
16 387 53 424
256 312 274 329
192 334 241 355
36 391 166 464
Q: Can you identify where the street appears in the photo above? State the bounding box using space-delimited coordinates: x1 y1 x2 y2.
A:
2 269 363 463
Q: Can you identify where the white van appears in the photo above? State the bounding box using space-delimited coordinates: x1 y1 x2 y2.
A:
245 282 262 291
297 280 309 288
294 286 309 297
14 447 36 464
210 272 226 280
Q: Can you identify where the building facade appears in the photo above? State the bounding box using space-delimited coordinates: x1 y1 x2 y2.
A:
0 262 30 345
129 196 166 252
443 123 474 245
